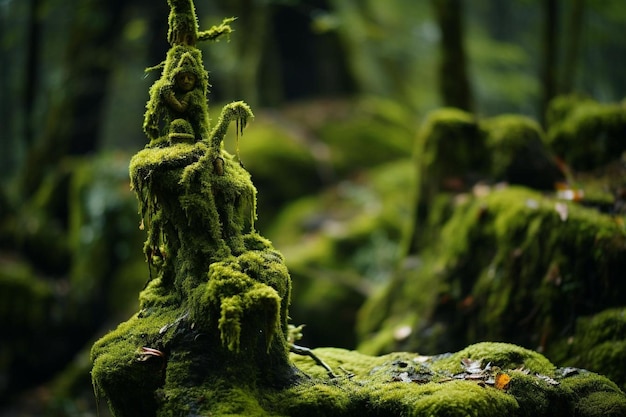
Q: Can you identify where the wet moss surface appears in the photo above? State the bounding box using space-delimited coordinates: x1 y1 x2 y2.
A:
549 307 626 392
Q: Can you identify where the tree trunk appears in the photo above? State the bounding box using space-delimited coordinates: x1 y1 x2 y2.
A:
561 0 584 94
432 0 474 112
540 0 559 125
19 0 125 197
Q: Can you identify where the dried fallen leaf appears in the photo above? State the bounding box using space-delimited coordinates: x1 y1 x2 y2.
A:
495 372 511 390
461 358 490 374
536 374 559 385
555 202 568 221
137 346 165 362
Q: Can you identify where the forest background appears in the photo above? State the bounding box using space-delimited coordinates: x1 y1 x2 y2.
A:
1 0 625 415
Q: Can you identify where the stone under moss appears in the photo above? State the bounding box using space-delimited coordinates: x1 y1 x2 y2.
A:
546 95 626 171
358 185 626 356
549 308 626 392
150 342 625 416
408 108 564 254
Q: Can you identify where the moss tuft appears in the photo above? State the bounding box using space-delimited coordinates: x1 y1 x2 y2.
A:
546 95 626 171
550 308 626 391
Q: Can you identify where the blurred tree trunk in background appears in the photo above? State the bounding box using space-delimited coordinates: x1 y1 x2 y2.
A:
432 0 473 112
19 0 125 198
327 0 390 96
24 0 42 150
540 0 558 125
561 0 584 94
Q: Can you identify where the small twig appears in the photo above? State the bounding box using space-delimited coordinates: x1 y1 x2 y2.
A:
290 344 337 379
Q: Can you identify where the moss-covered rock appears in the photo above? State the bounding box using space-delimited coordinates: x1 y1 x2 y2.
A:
91 142 297 417
359 184 626 356
546 95 626 171
548 307 626 392
483 114 564 189
281 342 625 417
363 107 621 358
408 108 564 253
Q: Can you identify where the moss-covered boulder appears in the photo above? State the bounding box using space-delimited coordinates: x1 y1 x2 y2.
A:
483 114 564 189
409 108 564 253
546 95 626 171
359 184 626 356
279 342 626 417
359 107 624 357
549 307 626 392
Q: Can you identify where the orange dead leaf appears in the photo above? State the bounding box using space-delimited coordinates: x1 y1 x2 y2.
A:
495 372 511 390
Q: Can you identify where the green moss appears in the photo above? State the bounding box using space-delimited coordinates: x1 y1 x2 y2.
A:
549 308 626 391
280 343 622 417
432 342 555 375
408 108 483 254
92 7 297 411
482 114 563 189
414 107 484 194
546 95 626 170
561 372 626 417
408 108 567 254
360 185 626 355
